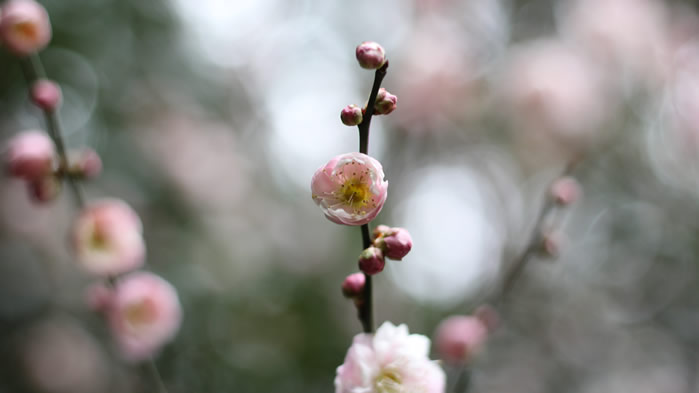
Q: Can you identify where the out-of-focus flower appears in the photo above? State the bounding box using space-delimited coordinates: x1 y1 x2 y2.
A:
373 88 397 115
30 79 62 112
560 0 669 86
340 104 364 126
358 246 385 275
0 0 51 56
104 272 182 361
539 230 566 259
27 174 60 203
341 272 366 299
72 199 145 276
502 40 611 155
434 315 488 365
356 41 386 70
311 152 388 226
5 130 55 180
335 321 445 393
374 226 413 260
67 148 102 179
550 176 581 206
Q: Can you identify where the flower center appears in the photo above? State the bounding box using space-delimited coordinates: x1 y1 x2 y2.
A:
338 179 370 210
124 299 158 332
375 369 403 393
14 22 39 40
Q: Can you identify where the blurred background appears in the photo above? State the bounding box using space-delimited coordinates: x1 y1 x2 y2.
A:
2 0 699 391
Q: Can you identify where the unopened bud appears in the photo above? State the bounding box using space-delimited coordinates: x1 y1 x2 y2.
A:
5 130 55 180
27 175 60 203
372 224 391 240
340 104 363 126
30 79 62 112
341 272 366 298
539 231 565 258
375 227 412 260
434 316 488 365
67 148 102 179
374 88 397 115
358 246 385 275
550 176 581 206
355 41 386 70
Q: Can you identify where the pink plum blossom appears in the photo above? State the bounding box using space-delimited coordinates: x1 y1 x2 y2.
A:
434 315 488 365
373 88 397 115
335 321 446 393
104 272 182 361
0 0 51 56
5 130 55 180
341 104 363 126
72 199 145 276
311 152 388 226
550 176 581 206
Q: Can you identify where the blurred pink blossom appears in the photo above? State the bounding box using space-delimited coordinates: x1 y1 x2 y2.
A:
341 272 366 299
335 321 445 393
550 176 581 206
0 0 51 56
106 272 182 361
311 152 388 226
30 79 62 112
72 199 145 276
5 130 55 180
434 315 488 364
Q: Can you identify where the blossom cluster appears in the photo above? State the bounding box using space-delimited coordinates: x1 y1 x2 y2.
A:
1 0 181 362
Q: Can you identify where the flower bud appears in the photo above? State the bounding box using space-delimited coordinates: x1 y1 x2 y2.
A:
374 88 397 115
27 175 60 203
372 224 391 239
72 199 145 276
30 79 62 112
341 272 366 298
0 0 51 56
340 104 363 126
355 41 386 69
5 130 55 180
375 227 412 260
434 316 488 365
68 148 102 179
550 176 581 206
539 230 565 258
358 246 385 275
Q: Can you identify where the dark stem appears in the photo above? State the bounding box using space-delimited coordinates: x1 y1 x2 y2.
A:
355 61 389 334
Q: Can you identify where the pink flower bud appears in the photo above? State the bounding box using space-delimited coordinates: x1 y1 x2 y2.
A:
435 316 488 365
375 227 413 260
340 104 364 126
105 272 182 362
358 246 385 275
0 0 51 56
374 88 397 115
5 130 55 180
372 224 391 239
341 272 366 298
311 152 388 226
30 79 62 111
540 230 565 258
68 148 102 179
72 199 145 276
355 41 386 69
550 176 581 206
27 175 60 203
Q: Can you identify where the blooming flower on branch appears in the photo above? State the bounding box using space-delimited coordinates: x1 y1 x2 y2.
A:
102 272 182 362
311 152 388 226
72 199 145 276
335 321 445 393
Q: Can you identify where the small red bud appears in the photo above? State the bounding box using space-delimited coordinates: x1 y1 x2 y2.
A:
358 246 385 275
355 41 386 70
